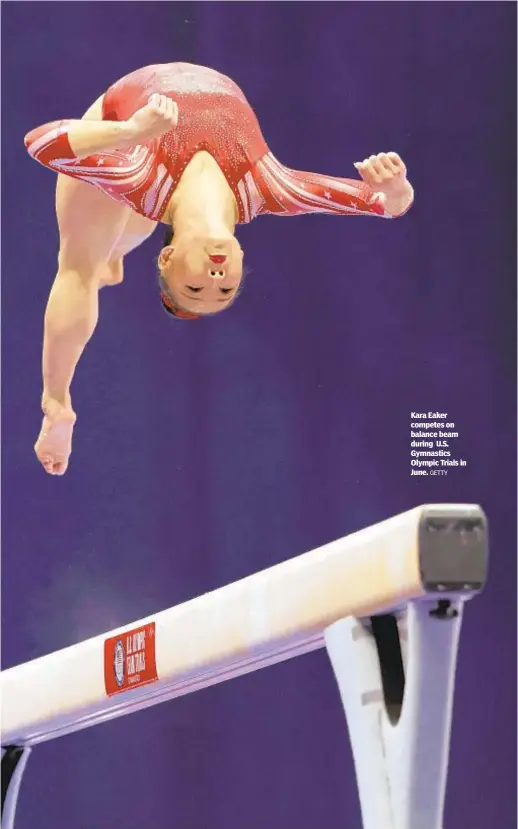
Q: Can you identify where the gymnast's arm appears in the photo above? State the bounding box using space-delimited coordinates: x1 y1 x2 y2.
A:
25 118 138 159
255 152 413 219
24 93 178 163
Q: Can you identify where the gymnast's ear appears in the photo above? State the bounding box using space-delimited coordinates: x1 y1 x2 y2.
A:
158 245 174 270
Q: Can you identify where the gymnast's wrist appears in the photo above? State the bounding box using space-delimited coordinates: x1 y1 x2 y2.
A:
117 120 142 146
112 118 141 149
386 181 414 218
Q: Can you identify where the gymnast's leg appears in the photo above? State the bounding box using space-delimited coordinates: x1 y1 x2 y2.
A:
35 96 132 476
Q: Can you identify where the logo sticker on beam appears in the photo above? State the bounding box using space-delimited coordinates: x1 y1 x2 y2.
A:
104 623 158 696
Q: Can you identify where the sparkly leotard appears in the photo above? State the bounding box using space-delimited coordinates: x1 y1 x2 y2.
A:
24 63 398 223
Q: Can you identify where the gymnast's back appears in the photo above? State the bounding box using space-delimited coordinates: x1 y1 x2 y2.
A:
103 63 268 188
102 63 269 163
103 63 247 112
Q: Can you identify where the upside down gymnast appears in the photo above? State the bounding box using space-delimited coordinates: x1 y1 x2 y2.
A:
25 62 414 475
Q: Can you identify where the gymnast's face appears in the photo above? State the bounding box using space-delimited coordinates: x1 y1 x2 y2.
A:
158 232 244 316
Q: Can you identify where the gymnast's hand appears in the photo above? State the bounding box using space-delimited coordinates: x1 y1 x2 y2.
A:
354 153 414 217
126 94 179 142
34 399 77 476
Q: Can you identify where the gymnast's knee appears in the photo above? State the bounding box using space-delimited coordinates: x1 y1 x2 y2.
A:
99 259 124 287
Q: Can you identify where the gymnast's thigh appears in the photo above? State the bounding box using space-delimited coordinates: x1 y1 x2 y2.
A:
55 174 132 266
55 93 132 267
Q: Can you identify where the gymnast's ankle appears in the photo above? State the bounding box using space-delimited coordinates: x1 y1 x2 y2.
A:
41 394 76 422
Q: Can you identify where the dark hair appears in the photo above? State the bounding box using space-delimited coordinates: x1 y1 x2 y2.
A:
156 226 247 320
163 225 174 248
157 227 201 320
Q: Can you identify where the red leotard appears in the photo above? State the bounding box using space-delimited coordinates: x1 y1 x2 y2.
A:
24 63 399 223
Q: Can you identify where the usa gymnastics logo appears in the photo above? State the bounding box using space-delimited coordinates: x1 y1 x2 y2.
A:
104 623 158 697
113 639 125 687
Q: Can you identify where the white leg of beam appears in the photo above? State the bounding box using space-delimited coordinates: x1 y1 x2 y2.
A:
324 599 464 829
1 745 32 829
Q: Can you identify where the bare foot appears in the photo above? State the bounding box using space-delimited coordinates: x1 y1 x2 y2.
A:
35 405 77 475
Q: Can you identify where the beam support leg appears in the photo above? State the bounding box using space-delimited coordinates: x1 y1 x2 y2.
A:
325 599 464 829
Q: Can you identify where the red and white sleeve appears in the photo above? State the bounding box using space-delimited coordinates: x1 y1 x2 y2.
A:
24 120 141 184
254 153 393 219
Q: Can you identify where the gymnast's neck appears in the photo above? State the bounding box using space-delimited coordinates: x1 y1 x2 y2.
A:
163 156 238 238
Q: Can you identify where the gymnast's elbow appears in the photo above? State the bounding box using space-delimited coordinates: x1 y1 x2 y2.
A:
24 126 43 158
24 120 64 162
24 133 34 156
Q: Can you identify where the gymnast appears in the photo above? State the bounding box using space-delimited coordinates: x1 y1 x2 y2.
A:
24 62 414 475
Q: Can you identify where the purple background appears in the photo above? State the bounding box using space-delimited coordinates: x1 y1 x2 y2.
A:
2 2 516 827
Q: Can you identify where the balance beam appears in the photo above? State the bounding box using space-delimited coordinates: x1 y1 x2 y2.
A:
1 503 488 829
